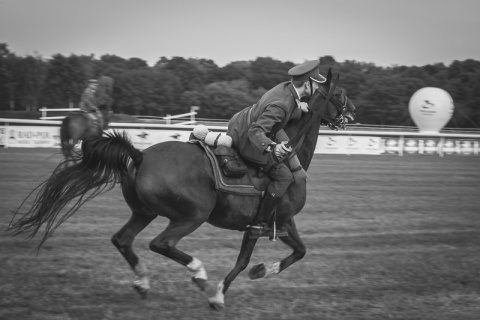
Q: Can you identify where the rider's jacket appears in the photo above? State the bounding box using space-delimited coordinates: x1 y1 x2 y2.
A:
79 87 97 113
227 81 302 165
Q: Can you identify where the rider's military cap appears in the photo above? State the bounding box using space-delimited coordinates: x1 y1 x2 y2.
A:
288 60 326 83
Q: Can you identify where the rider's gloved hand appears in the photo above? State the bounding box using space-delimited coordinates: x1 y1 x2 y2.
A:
298 101 310 113
296 99 310 113
274 141 292 157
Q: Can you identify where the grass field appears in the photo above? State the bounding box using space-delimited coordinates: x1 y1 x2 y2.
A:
1 148 479 320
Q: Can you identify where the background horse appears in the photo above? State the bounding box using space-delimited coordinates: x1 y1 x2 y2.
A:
9 70 355 309
60 106 109 162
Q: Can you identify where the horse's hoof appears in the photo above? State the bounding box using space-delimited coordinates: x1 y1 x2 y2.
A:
133 285 149 299
192 277 208 292
208 297 225 310
248 263 266 280
133 277 150 299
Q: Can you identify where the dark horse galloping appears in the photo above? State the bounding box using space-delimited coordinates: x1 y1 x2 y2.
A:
60 106 109 161
9 70 355 309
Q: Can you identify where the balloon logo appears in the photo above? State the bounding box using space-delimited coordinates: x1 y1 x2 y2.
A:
408 87 454 133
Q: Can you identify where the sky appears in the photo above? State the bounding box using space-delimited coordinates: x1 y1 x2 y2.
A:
1 0 479 68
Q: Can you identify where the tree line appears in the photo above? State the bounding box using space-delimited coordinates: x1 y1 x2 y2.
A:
1 43 479 128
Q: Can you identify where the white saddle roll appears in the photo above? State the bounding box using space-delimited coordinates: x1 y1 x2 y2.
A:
192 124 209 140
204 132 233 148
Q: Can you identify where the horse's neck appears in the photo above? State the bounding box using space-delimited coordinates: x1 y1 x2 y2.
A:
285 96 325 171
295 119 321 171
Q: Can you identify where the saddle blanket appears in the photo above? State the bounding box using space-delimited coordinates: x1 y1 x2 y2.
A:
189 140 265 196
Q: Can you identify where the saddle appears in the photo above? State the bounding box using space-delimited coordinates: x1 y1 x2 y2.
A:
189 140 269 196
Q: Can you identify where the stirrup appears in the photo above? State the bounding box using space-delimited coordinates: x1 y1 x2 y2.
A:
247 223 288 240
247 223 269 237
268 221 288 241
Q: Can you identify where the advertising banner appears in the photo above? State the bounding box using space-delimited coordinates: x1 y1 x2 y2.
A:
441 139 479 156
347 136 383 154
382 137 403 155
0 126 5 146
1 122 479 157
315 135 345 154
380 137 479 156
4 126 60 148
402 137 443 155
119 128 193 150
315 136 382 155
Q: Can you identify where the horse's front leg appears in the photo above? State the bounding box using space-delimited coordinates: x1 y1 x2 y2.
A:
248 218 306 279
208 231 258 310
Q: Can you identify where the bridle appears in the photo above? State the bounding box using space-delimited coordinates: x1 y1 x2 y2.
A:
285 75 341 149
316 81 349 131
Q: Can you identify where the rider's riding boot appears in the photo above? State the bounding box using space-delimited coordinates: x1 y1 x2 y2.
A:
248 192 282 238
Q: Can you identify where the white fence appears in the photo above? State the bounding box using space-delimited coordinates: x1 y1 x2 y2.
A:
1 118 479 156
39 106 199 124
39 108 81 120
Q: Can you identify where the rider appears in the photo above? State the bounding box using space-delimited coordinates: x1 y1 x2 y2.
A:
79 79 103 129
227 60 326 234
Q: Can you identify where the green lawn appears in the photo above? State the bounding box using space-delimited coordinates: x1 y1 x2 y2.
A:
1 149 479 320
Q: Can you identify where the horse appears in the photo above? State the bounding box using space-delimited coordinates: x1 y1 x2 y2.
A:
60 105 109 162
9 70 356 310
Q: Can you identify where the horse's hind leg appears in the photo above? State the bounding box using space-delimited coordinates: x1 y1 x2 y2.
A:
111 212 155 298
149 219 209 291
248 218 306 280
208 232 258 310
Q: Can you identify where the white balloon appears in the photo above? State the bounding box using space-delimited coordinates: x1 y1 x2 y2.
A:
408 87 454 133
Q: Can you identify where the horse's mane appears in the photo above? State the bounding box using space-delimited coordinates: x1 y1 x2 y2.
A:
284 109 320 171
284 78 343 171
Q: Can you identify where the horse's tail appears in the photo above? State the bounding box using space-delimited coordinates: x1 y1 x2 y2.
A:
8 131 143 250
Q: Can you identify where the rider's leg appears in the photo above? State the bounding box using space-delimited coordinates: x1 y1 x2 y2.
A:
250 162 294 230
251 191 281 227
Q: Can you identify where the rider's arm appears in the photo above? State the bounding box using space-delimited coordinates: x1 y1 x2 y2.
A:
274 129 289 144
88 96 99 112
248 105 286 153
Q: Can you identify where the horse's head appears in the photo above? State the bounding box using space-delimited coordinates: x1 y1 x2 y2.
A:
311 69 356 130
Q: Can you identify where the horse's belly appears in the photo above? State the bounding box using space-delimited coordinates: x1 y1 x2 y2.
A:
207 193 261 230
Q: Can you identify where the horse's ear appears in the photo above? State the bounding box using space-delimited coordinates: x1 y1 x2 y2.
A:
326 68 332 89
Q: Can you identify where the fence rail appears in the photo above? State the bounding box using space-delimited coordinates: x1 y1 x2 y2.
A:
39 108 80 120
2 117 480 138
1 118 479 156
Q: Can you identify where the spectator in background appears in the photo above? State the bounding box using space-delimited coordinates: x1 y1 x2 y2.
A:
79 79 104 128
